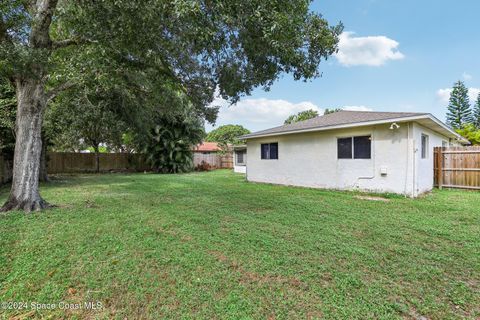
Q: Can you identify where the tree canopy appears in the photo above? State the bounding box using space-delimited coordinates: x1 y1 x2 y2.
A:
0 79 15 159
324 108 342 115
446 81 473 129
205 125 250 148
473 93 480 129
284 109 319 124
455 124 480 145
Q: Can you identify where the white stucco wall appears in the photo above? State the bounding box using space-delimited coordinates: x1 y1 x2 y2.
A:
233 150 247 174
412 123 450 195
234 165 246 174
245 121 453 196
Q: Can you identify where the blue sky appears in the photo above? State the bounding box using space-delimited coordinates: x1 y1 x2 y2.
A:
206 0 480 133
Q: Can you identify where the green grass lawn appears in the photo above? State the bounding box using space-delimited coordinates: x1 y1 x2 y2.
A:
0 170 479 319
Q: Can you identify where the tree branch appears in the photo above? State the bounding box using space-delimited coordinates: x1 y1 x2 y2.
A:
46 81 75 103
30 0 59 48
51 37 97 50
51 38 79 49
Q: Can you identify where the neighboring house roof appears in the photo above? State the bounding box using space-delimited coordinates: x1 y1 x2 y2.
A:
240 110 468 143
193 142 222 152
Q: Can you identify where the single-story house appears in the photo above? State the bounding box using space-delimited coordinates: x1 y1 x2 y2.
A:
239 111 468 197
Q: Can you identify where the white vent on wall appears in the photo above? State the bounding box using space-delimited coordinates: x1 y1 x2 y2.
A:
380 166 388 176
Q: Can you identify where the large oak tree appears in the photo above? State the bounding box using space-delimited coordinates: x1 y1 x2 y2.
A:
0 0 342 212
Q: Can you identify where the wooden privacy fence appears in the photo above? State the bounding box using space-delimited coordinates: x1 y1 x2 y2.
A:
47 152 150 174
434 146 480 190
1 151 233 183
192 152 233 169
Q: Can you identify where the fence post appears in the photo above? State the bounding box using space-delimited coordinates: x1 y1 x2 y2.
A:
438 147 443 189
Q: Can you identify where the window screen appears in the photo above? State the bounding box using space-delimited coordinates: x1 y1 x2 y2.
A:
269 143 278 159
236 151 245 164
261 144 269 159
337 138 352 159
421 134 429 159
353 136 371 159
261 143 278 160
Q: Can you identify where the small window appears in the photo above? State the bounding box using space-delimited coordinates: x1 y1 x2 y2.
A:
421 134 429 159
442 140 448 148
337 137 352 159
236 151 246 165
261 143 278 160
337 136 371 159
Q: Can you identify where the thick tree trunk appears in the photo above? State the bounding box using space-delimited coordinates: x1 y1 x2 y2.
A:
1 79 50 212
39 135 49 182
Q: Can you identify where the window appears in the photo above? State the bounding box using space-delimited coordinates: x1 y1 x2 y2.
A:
236 150 246 165
337 136 371 159
421 134 429 159
337 137 352 159
442 140 448 148
354 136 371 159
261 143 278 160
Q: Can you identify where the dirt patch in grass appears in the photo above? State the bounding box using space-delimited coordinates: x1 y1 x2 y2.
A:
355 195 390 202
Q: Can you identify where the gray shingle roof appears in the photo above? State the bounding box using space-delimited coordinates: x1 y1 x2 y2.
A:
241 110 429 139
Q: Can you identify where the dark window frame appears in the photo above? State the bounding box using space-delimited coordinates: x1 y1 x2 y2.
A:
421 134 429 159
236 150 246 165
261 142 279 160
337 135 372 160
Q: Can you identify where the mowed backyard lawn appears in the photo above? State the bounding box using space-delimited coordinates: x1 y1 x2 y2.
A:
0 171 479 319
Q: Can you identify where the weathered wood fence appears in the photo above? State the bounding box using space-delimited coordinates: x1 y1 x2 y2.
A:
434 146 480 190
47 152 150 174
0 151 233 185
193 152 233 169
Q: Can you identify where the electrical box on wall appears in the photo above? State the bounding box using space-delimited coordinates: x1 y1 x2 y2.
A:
380 166 388 176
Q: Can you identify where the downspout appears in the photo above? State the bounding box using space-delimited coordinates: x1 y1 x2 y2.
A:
404 123 410 197
412 133 416 198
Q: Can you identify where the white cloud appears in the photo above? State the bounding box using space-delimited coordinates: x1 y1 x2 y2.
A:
436 87 480 105
343 105 374 112
207 97 323 132
462 72 473 81
206 96 375 132
335 32 405 66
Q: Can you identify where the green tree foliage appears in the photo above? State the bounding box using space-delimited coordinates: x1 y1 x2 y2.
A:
455 124 480 145
47 89 128 172
473 93 480 129
0 79 15 158
47 88 127 153
446 81 473 129
1 0 343 119
145 110 204 174
0 0 343 211
324 108 342 115
284 109 319 124
205 125 250 149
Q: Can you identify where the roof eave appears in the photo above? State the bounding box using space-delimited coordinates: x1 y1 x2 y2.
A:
240 114 469 144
